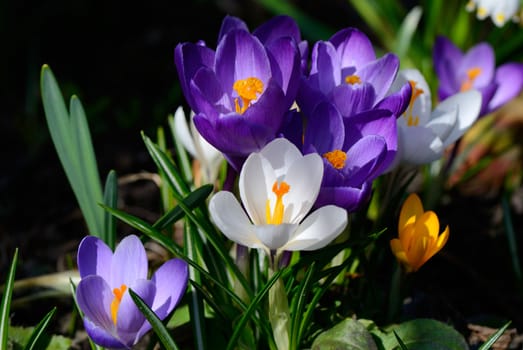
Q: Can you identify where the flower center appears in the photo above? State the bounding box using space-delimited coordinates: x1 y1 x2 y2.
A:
265 181 290 225
323 149 347 169
345 74 362 85
233 77 264 114
110 284 127 325
403 80 423 127
460 67 482 91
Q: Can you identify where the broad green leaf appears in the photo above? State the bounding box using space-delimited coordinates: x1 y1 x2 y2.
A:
311 318 378 350
9 325 71 350
377 319 469 350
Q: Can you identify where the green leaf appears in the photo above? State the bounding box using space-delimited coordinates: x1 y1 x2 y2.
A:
478 321 512 350
311 318 378 350
129 289 179 350
40 65 104 236
153 185 214 230
377 319 469 350
9 325 72 350
23 307 56 350
393 330 409 350
1 249 18 349
103 170 118 250
393 6 423 60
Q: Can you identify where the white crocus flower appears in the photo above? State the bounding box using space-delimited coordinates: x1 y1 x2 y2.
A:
173 106 224 185
392 69 482 165
209 138 347 262
466 0 520 27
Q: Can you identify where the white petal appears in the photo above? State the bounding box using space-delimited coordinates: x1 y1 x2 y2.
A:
189 115 223 182
398 124 443 164
435 90 481 147
426 108 457 142
282 205 347 251
173 106 197 157
282 153 323 223
259 138 303 180
209 191 261 248
239 153 275 225
254 224 298 250
395 69 432 126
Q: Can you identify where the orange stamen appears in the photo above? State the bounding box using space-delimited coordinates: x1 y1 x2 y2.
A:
460 67 482 91
403 80 424 127
323 149 347 170
233 77 264 114
110 284 127 325
345 75 362 85
265 181 290 225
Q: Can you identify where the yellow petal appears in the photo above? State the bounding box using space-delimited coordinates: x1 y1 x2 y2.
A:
417 211 440 241
399 193 424 232
407 234 429 271
399 224 415 250
390 239 411 267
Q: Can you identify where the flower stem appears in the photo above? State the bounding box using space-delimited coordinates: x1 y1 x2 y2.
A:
268 267 291 350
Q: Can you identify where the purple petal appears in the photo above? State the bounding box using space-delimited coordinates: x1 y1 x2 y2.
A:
358 53 400 102
76 275 115 334
83 317 126 349
433 37 462 96
310 41 340 91
174 42 215 111
478 82 499 116
331 83 376 116
253 15 301 45
218 15 249 42
315 182 371 212
376 81 412 117
330 28 376 68
265 37 301 101
344 135 388 184
190 67 231 117
150 258 189 320
110 235 148 288
77 236 113 281
215 30 271 95
116 280 156 346
459 43 495 87
489 62 523 112
343 109 397 154
304 101 345 153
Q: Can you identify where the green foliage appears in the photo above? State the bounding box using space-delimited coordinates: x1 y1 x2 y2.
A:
8 326 71 350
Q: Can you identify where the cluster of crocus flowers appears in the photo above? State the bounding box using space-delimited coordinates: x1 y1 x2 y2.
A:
465 0 520 27
389 68 482 165
209 138 348 265
174 15 302 170
76 235 188 348
433 36 523 116
390 194 449 273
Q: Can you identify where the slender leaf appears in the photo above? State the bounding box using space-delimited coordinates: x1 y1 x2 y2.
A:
290 262 316 349
103 170 118 250
23 307 57 350
0 248 18 349
478 321 512 350
226 269 284 350
153 185 213 230
129 289 179 350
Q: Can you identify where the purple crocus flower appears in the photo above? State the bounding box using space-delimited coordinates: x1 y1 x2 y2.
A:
301 101 397 211
76 235 188 349
434 36 523 115
175 15 302 170
298 27 411 119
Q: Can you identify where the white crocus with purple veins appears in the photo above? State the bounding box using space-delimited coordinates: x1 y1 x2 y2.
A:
173 106 224 185
391 69 482 165
209 138 347 263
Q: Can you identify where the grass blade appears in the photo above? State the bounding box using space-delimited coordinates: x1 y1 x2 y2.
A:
129 289 179 350
0 248 18 349
478 321 512 350
23 307 57 350
103 170 118 250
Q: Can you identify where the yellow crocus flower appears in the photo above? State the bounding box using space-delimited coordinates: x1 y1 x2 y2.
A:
390 193 449 273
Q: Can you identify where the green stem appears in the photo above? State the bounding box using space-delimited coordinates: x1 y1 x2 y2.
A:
387 262 403 323
268 266 291 350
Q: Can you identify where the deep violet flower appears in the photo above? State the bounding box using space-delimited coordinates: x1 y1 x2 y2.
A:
302 101 397 211
298 27 411 119
174 15 302 170
76 235 188 349
434 36 523 116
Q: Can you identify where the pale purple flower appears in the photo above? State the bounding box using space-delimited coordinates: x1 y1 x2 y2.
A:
434 36 523 115
76 235 188 349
